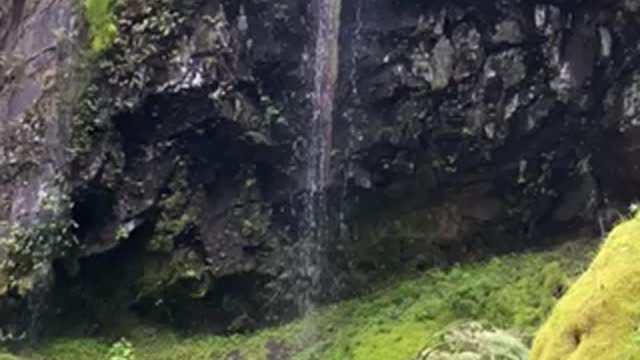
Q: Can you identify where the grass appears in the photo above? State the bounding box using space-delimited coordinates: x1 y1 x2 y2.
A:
0 354 21 360
13 239 596 360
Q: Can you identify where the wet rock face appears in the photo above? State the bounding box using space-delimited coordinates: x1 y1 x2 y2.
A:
0 0 75 339
2 0 640 336
46 0 312 333
337 0 640 268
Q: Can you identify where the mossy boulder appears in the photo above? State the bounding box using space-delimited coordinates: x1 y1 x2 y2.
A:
530 213 640 359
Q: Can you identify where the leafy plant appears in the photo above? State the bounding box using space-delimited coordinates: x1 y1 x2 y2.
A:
418 322 528 360
107 338 135 360
84 0 117 53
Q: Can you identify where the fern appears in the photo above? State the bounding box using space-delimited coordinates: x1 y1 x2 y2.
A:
418 322 528 360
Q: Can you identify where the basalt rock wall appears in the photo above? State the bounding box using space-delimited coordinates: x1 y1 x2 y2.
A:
1 0 640 337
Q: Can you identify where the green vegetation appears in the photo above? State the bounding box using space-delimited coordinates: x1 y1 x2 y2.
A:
531 213 640 360
16 239 595 360
84 0 117 53
107 339 135 360
0 354 22 360
418 322 528 359
0 191 77 301
623 329 640 359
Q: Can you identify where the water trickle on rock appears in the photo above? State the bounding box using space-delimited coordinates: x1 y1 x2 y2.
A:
298 0 342 313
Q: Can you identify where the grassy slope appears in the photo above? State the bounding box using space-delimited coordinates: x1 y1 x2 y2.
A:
10 239 596 360
531 214 640 360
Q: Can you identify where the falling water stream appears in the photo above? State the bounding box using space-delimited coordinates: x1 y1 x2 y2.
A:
299 0 342 313
307 0 342 194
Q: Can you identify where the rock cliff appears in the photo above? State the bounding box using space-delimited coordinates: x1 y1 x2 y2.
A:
2 0 640 338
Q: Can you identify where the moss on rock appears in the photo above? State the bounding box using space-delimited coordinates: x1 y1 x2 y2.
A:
0 354 22 360
136 248 210 302
530 214 640 360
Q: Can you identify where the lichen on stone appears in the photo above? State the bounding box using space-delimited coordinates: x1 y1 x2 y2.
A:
0 189 77 299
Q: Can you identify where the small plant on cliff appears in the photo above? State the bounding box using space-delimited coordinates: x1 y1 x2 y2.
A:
84 0 117 53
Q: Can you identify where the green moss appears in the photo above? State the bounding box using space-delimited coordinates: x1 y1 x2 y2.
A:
27 331 244 360
622 329 640 359
84 0 117 53
531 213 640 360
25 239 596 360
34 338 109 359
0 348 23 360
147 179 192 253
0 216 78 299
147 212 192 253
136 249 210 301
0 355 22 360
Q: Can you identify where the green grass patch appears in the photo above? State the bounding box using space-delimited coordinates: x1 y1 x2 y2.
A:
19 239 596 360
0 354 22 360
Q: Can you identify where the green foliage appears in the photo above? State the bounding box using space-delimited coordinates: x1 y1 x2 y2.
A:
432 258 569 338
136 248 210 301
35 338 110 359
27 240 595 360
0 356 21 360
0 190 78 298
0 352 22 360
107 338 135 360
419 322 529 360
84 0 117 53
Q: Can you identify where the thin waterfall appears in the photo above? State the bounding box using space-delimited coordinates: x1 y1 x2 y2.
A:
307 0 341 194
298 0 342 313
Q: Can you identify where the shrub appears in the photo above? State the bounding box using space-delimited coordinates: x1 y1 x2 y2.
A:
418 322 529 360
84 0 117 53
107 338 135 360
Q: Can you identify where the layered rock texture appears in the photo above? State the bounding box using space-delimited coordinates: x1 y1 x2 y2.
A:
2 0 640 338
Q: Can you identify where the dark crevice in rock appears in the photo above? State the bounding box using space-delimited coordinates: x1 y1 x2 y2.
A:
45 215 278 336
71 184 116 250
